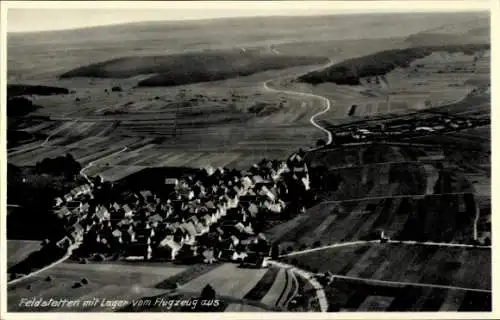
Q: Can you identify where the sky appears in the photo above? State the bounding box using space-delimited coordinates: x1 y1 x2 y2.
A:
6 1 491 33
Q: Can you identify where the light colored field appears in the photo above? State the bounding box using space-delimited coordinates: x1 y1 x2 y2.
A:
8 261 185 312
260 269 287 306
7 240 41 268
180 263 268 299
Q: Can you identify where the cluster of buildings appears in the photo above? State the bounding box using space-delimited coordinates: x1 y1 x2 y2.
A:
332 114 483 143
51 151 312 267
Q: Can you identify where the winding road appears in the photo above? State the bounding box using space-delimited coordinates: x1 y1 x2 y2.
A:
79 146 129 183
262 59 336 147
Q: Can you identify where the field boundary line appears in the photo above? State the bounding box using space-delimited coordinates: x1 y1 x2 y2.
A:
8 119 79 156
275 267 290 308
282 239 491 258
331 274 491 293
281 240 378 258
319 192 481 204
284 270 299 309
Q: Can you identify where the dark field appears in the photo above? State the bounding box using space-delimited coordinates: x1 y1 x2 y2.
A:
325 277 491 312
283 243 491 291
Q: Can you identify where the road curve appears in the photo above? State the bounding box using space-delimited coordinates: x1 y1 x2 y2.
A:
79 146 129 183
268 260 329 312
261 60 336 147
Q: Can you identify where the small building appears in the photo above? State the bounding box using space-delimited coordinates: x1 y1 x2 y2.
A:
122 205 134 218
54 197 64 208
157 236 182 260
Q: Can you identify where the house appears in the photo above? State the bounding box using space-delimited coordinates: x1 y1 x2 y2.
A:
202 248 216 264
122 205 134 218
122 229 136 244
264 200 283 213
139 190 154 202
234 251 248 261
158 235 182 260
301 176 311 191
124 243 152 260
240 253 264 268
247 203 260 217
56 236 72 249
112 202 121 211
95 206 110 221
64 193 73 203
112 229 123 244
235 222 254 235
180 222 197 244
259 186 277 201
67 201 82 210
241 176 254 189
165 178 179 186
80 203 90 215
240 194 258 204
149 214 163 225
69 223 84 242
54 197 64 208
217 249 235 262
56 206 71 219
252 175 265 185
176 244 200 263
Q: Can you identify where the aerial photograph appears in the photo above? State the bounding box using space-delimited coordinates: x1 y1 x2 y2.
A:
3 1 492 314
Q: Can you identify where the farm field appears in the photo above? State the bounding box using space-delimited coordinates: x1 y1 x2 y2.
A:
266 192 480 248
8 261 297 312
7 240 42 268
8 72 327 176
283 243 491 291
179 263 268 300
275 39 489 126
268 143 487 247
324 277 491 311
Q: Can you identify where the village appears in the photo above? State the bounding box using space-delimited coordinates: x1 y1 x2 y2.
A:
51 150 313 268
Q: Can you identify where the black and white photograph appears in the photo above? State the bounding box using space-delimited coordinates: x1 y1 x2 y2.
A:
1 0 495 316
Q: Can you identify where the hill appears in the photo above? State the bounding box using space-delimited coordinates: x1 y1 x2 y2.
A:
297 44 489 86
7 84 69 98
59 50 328 86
